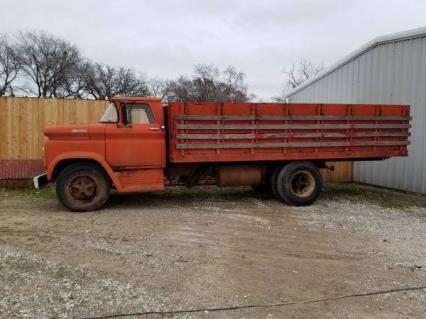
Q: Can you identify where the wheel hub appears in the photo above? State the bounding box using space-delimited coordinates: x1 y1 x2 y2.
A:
69 176 97 200
290 171 315 198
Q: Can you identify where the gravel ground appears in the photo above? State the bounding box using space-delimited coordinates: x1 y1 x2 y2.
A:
0 183 425 318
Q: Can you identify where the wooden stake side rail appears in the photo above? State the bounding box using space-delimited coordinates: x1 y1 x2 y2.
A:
168 102 411 163
176 132 410 139
176 124 410 130
176 115 411 121
176 141 410 150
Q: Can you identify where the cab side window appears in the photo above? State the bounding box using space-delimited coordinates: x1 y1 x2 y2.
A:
126 104 155 124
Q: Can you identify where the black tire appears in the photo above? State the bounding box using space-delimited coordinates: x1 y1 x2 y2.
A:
270 166 282 199
275 161 322 206
56 163 110 212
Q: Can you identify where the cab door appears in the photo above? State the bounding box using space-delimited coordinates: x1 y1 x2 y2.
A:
105 103 165 168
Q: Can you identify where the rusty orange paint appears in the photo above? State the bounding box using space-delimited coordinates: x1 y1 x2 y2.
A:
42 97 410 192
168 102 410 163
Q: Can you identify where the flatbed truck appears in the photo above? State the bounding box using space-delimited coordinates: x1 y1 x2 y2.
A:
34 96 410 211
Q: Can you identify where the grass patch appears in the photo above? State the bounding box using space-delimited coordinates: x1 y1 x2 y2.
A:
324 183 426 209
0 186 55 200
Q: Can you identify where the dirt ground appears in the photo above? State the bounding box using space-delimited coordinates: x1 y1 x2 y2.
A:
0 183 425 319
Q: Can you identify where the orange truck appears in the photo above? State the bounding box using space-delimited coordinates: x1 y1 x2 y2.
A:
34 96 410 211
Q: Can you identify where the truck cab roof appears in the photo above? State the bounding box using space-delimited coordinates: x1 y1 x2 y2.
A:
111 96 162 103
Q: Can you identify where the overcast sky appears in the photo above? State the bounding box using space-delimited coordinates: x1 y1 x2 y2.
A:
1 0 426 100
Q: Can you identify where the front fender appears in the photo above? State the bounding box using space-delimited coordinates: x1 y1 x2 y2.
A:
47 152 122 190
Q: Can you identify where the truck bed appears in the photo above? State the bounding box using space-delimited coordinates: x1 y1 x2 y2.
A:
168 102 410 163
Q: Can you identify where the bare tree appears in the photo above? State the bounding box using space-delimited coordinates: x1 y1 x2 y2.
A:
284 58 324 88
81 62 150 100
274 58 325 101
0 35 21 96
192 64 219 101
3 30 253 103
219 66 254 102
56 62 87 98
16 31 81 97
147 78 171 101
165 64 253 103
163 76 193 102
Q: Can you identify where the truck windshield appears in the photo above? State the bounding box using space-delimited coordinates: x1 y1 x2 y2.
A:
99 103 118 123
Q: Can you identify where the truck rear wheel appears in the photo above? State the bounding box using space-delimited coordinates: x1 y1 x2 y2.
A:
270 166 282 199
275 161 322 206
56 163 110 212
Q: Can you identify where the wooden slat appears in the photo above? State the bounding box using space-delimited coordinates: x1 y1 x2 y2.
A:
176 141 409 150
177 133 256 139
177 115 255 120
8 98 17 159
259 115 411 121
322 161 353 183
19 98 29 160
176 124 411 130
27 99 39 158
176 132 410 140
0 98 5 159
36 98 45 158
176 114 411 121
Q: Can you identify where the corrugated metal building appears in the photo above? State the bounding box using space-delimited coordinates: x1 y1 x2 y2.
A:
286 26 426 194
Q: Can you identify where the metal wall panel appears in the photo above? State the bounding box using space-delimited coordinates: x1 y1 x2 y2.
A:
287 35 426 193
0 160 44 179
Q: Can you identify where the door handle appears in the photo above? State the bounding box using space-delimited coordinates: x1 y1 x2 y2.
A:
149 127 160 131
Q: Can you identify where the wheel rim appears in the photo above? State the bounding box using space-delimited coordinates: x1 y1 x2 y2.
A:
289 170 315 198
68 175 97 201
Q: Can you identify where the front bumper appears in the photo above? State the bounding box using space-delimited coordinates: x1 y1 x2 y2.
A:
33 173 48 189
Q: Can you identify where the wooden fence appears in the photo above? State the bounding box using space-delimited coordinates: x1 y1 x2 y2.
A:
0 97 352 183
0 97 108 181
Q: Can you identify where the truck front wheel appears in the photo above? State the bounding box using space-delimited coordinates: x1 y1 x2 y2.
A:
56 163 110 212
275 161 322 206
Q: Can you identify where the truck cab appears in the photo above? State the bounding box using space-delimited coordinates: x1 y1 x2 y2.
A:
39 96 168 211
102 97 166 169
